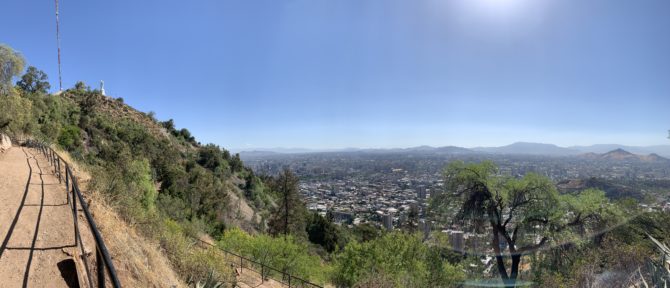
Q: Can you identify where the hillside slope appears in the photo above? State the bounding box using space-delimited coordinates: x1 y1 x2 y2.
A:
1 85 277 285
59 89 269 231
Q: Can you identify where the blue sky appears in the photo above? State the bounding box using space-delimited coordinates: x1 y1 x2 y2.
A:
2 0 669 149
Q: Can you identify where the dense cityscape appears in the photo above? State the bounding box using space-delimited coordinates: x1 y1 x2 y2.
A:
243 147 670 273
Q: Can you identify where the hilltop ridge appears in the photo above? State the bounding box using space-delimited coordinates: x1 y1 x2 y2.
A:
580 148 669 162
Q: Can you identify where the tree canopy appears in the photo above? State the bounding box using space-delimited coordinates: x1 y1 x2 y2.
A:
16 66 50 94
267 168 307 237
0 44 25 94
332 231 465 287
429 160 619 287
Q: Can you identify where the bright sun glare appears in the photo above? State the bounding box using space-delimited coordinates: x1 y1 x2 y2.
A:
471 0 528 16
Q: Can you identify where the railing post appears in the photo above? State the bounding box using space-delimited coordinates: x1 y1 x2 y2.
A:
261 265 265 283
288 274 291 288
65 166 69 203
57 158 62 183
73 185 78 245
97 247 105 287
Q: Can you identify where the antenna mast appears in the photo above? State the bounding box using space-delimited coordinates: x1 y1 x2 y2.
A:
54 0 63 91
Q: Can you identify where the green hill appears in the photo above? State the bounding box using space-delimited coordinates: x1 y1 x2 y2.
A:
6 86 272 235
1 45 281 285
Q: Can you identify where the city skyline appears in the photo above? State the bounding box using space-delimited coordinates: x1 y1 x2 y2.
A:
2 0 669 149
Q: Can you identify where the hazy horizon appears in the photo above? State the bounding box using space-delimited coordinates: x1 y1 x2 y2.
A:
233 140 670 153
3 0 669 149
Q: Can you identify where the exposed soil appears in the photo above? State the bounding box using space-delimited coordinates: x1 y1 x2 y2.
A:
0 147 77 287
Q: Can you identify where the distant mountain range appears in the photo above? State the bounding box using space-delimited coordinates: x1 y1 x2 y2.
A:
581 148 668 162
472 142 580 156
239 142 670 158
568 144 670 156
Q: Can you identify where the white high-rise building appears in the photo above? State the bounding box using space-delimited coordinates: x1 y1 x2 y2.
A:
382 213 393 230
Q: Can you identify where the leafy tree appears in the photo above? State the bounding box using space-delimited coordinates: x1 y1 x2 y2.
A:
74 81 89 91
57 125 82 151
177 128 195 143
161 119 175 131
16 66 50 94
268 168 306 237
306 212 345 253
351 223 382 243
197 144 229 175
0 94 33 134
242 171 270 209
402 204 420 233
429 161 618 287
0 44 25 94
243 171 257 199
230 153 243 173
185 165 229 235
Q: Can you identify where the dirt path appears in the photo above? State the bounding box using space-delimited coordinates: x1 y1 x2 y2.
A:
0 147 78 287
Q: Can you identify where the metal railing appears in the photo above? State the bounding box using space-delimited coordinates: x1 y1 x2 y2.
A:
197 239 323 288
17 137 320 288
25 139 121 288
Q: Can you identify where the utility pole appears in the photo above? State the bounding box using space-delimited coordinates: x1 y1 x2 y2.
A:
54 0 63 91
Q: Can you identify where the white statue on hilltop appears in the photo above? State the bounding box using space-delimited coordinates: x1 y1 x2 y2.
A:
100 80 106 96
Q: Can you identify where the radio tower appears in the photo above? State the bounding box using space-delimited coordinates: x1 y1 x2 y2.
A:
54 0 63 91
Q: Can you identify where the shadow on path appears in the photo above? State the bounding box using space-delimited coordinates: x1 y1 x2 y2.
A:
0 148 33 260
4 244 76 251
22 149 46 288
57 259 80 288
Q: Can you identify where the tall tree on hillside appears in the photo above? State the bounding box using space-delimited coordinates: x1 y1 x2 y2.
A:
268 168 306 237
0 44 25 95
429 161 619 288
16 66 50 94
306 212 344 252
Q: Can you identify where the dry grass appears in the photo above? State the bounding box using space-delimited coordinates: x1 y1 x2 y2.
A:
58 149 186 288
85 190 186 287
44 140 262 287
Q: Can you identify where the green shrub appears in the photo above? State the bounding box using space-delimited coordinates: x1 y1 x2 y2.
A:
0 94 34 136
332 232 464 287
57 125 81 150
160 220 236 287
218 227 330 284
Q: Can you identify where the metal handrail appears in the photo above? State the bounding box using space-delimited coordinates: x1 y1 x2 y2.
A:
26 140 121 288
196 239 323 288
20 138 321 288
